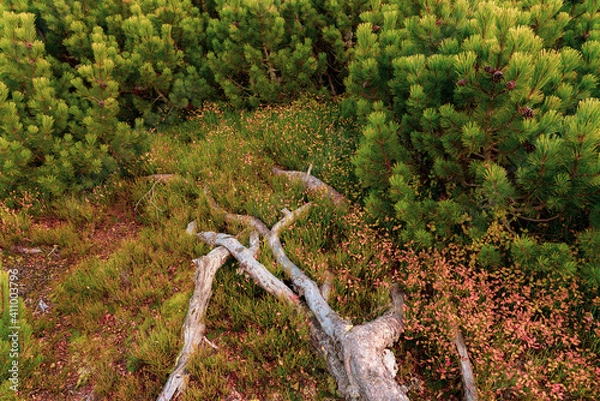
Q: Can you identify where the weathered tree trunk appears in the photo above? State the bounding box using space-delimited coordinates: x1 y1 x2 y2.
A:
263 204 409 401
160 168 478 401
198 198 410 400
203 178 410 399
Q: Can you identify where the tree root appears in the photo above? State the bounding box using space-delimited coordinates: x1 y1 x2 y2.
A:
199 232 299 304
159 168 477 401
196 202 409 400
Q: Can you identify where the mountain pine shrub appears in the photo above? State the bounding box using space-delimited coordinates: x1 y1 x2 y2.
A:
204 0 373 107
30 0 216 124
29 0 369 113
0 0 373 201
0 11 147 202
347 0 600 287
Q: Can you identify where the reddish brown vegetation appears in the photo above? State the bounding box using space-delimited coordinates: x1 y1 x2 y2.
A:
298 208 600 400
395 248 600 400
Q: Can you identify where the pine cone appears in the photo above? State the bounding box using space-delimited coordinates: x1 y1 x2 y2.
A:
372 24 381 32
519 106 535 119
506 80 517 90
457 78 467 86
492 70 504 83
483 65 495 74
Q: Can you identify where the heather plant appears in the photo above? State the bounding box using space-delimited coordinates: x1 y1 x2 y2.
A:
0 201 31 249
347 0 600 286
275 191 600 400
394 246 600 400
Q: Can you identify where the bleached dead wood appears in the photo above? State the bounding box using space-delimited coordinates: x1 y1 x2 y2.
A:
158 233 264 401
272 166 346 206
268 169 411 399
196 223 356 397
157 246 230 401
199 196 356 397
266 204 349 339
199 195 409 399
146 174 178 183
453 331 479 401
163 169 412 401
266 205 409 401
199 232 299 304
320 270 334 301
339 287 406 400
11 245 43 254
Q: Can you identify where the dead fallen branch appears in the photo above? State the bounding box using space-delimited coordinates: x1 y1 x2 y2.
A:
11 245 43 255
265 205 409 400
158 232 266 401
157 246 230 401
198 196 409 399
272 166 346 206
162 169 412 400
453 331 479 401
145 174 179 183
199 232 299 304
198 200 359 398
339 287 406 400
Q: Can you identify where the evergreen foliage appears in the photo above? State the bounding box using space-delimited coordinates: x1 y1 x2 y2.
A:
0 0 370 200
347 0 600 286
0 11 146 202
206 0 325 107
1 0 599 285
32 0 214 124
1 2 598 398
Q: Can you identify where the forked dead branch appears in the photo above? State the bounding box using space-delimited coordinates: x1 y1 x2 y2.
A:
158 168 478 401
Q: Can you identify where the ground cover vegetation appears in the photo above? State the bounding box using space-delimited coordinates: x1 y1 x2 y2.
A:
0 0 599 400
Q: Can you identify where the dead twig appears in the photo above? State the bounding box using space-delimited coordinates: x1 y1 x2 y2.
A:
453 331 479 401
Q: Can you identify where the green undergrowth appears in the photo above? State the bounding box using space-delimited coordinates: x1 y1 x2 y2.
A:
8 97 380 400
